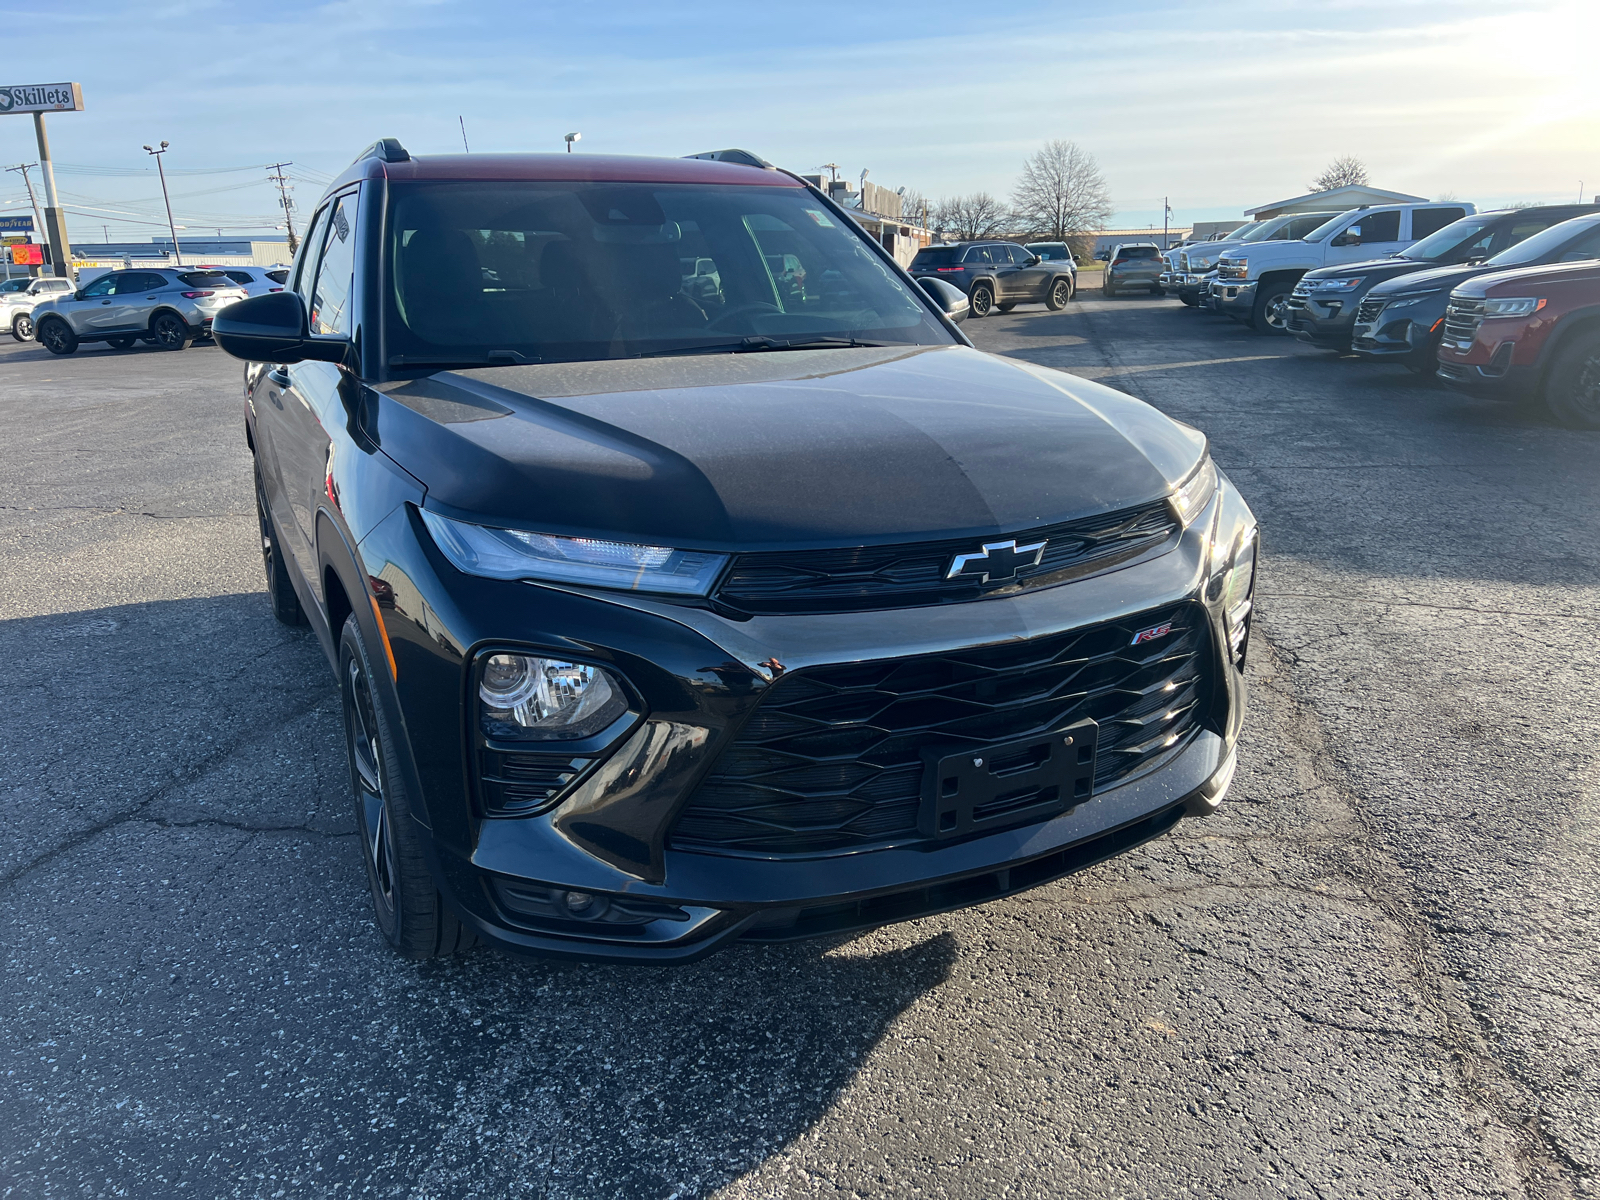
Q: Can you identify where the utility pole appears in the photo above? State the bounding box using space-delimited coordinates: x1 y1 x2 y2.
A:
142 141 182 266
5 162 46 264
1163 197 1171 250
266 162 298 256
459 116 469 152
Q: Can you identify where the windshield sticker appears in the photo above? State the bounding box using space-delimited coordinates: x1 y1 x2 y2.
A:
803 209 835 228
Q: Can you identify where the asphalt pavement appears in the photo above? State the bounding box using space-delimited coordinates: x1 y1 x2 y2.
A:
2 296 1596 1199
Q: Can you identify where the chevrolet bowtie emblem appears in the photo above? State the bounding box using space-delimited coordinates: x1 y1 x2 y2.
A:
946 538 1048 584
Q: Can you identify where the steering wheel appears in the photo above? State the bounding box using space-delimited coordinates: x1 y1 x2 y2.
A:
707 302 781 331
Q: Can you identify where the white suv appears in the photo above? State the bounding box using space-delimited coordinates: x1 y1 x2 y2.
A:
1 276 75 342
1212 202 1475 332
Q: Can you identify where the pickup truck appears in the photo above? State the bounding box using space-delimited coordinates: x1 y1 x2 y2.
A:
1212 202 1476 333
1168 212 1340 307
0 276 74 341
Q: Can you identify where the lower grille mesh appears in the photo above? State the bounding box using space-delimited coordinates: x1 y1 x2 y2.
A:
671 603 1213 855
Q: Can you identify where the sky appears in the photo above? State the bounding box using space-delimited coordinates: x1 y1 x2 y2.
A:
0 0 1593 242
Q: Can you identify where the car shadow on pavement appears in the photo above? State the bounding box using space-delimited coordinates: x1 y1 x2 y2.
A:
1 593 961 1199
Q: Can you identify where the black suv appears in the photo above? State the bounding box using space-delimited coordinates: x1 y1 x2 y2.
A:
910 240 1076 317
1286 204 1600 358
215 140 1256 963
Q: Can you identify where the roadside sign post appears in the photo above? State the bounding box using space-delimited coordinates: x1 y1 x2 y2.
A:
0 83 84 279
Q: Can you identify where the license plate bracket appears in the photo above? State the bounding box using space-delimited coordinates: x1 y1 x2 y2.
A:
919 718 1098 840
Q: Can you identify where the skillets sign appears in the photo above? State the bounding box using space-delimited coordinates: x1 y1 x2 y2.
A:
0 83 84 114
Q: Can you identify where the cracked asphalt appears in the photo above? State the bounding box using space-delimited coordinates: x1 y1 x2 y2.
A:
2 293 1596 1199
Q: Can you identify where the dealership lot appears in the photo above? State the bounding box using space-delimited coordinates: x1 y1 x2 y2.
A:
2 298 1597 1198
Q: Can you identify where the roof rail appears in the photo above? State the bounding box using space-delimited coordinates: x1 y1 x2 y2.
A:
355 137 411 165
684 148 773 169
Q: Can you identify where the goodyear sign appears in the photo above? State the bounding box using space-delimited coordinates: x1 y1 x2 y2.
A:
0 83 84 114
0 215 34 232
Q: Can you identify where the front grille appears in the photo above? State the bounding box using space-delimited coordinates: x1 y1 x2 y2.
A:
715 501 1178 615
1291 283 1311 299
1355 296 1386 324
1444 296 1484 345
671 602 1214 856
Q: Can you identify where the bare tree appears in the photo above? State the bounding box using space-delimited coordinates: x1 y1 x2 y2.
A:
900 188 932 228
1308 155 1370 193
1010 140 1113 241
933 193 1011 240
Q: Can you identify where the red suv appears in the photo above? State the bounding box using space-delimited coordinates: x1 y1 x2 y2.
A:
1436 257 1600 427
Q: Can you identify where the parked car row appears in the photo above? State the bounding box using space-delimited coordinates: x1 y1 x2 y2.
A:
3 265 286 350
1168 201 1600 427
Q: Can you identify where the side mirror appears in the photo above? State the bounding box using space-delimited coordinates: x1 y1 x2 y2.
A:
1026 254 1042 265
212 291 346 364
1333 227 1361 247
918 276 970 324
73 290 86 301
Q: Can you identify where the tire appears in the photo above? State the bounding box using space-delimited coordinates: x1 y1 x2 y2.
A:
1046 277 1072 311
1251 283 1294 334
255 466 306 626
151 311 193 351
1180 294 1199 308
1103 280 1116 298
1543 335 1600 429
1151 285 1165 296
969 283 994 318
37 318 77 355
11 312 34 341
339 613 476 959
106 336 137 351
997 301 1017 313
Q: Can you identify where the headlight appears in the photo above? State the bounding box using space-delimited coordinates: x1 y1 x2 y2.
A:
478 652 630 740
1220 533 1256 662
1481 296 1545 317
1169 456 1219 527
1378 290 1440 311
1311 276 1365 292
420 509 728 596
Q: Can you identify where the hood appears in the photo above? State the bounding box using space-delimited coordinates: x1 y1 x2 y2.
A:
1455 258 1600 298
1367 261 1490 297
373 345 1205 552
1303 256 1431 286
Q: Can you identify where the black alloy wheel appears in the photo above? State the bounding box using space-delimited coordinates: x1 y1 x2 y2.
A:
151 312 193 351
338 613 476 959
968 283 994 318
11 312 33 341
255 466 305 626
1252 284 1293 334
37 318 77 355
1544 337 1600 430
1046 278 1072 310
106 336 137 351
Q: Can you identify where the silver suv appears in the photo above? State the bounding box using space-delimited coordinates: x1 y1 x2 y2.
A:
31 268 248 354
1 276 75 341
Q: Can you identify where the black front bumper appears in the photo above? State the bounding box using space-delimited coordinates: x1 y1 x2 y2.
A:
1286 294 1357 347
353 483 1255 963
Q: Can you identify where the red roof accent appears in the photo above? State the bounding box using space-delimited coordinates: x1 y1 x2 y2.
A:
380 153 801 186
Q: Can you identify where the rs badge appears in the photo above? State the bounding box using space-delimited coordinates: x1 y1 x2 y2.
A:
1130 621 1173 646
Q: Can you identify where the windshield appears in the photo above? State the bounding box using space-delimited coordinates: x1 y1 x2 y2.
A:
1402 215 1497 262
1485 215 1600 268
1303 212 1362 243
1219 222 1265 243
384 181 952 367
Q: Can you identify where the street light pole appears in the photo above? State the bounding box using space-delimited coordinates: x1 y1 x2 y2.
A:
143 141 182 266
564 132 581 153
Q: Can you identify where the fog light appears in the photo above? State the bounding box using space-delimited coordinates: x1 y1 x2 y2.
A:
562 890 610 919
478 653 630 741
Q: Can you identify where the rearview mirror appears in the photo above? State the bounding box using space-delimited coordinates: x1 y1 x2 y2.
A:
212 292 347 364
917 276 970 324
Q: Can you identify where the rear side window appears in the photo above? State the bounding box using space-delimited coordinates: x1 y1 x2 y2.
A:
962 246 994 265
177 271 236 289
911 247 957 268
223 270 254 285
311 191 360 336
265 269 289 284
1410 208 1467 239
1356 211 1401 242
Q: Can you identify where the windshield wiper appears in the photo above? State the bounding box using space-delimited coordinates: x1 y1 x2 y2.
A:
639 335 888 358
388 350 540 368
